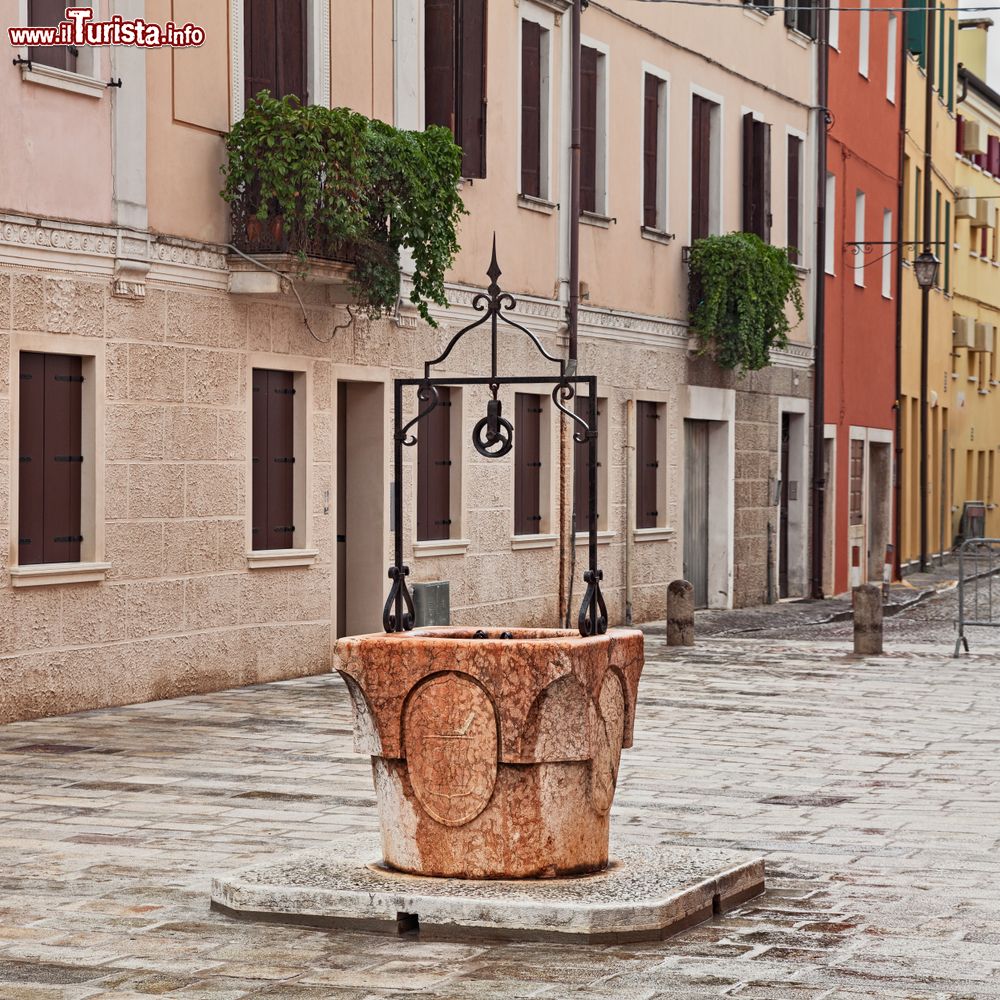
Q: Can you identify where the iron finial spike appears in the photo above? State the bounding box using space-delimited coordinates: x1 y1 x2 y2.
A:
487 234 502 298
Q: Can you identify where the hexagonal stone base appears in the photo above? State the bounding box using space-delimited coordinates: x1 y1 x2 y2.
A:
211 837 765 943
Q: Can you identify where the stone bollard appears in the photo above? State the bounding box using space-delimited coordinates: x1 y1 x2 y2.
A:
666 580 695 647
853 584 884 655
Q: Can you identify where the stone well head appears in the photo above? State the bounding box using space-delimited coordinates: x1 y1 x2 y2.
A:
334 627 644 879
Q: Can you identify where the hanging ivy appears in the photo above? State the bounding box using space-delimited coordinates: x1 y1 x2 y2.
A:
688 232 805 373
222 93 466 326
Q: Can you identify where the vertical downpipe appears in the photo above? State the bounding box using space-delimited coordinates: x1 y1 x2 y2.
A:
810 5 830 599
625 398 635 625
893 15 907 580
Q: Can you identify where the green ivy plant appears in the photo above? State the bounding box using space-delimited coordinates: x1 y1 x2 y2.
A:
222 93 466 325
688 232 805 373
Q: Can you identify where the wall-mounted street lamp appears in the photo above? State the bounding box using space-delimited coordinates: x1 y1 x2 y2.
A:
913 251 940 290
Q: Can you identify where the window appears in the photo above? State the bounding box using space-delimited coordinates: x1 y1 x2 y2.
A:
26 0 79 72
635 401 663 530
18 352 83 566
887 15 898 103
825 172 836 274
743 0 774 13
787 134 803 264
417 386 453 541
244 0 307 104
573 396 607 534
882 209 893 298
934 189 941 287
515 393 544 536
784 0 815 39
859 0 870 78
905 0 926 67
691 94 719 241
251 369 298 551
643 72 667 230
854 190 866 287
849 440 864 526
520 18 549 199
580 45 607 215
742 113 772 242
829 6 840 49
944 201 951 291
425 0 487 179
914 166 922 244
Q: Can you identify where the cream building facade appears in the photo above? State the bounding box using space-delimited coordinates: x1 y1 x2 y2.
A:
0 0 817 722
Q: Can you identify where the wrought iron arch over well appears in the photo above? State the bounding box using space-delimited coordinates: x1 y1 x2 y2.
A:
383 240 607 638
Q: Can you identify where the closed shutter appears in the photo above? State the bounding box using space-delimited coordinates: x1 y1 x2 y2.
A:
643 74 660 229
251 369 296 551
905 0 926 59
515 394 543 536
580 46 599 214
251 369 268 550
28 0 76 72
947 18 955 111
850 441 864 525
19 353 83 567
245 0 306 104
989 135 1000 176
573 396 601 532
425 0 456 132
743 114 772 241
458 0 487 178
691 96 712 241
636 402 659 530
956 115 965 156
520 21 542 198
418 387 452 541
787 136 801 264
18 353 46 567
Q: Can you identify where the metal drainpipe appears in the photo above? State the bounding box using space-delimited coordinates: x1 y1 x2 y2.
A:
893 19 908 581
561 0 583 627
919 7 937 573
809 6 829 599
625 398 635 625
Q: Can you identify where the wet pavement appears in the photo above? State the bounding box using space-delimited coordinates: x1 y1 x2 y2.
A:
0 617 999 997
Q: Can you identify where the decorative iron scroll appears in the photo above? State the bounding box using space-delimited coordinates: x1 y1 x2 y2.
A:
383 238 607 638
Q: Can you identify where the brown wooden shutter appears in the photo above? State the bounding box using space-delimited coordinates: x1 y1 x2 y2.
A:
580 46 599 214
275 0 308 102
849 441 864 525
742 112 756 235
787 136 801 264
956 114 965 155
636 401 659 530
515 394 542 536
425 0 457 132
265 370 295 550
691 96 712 241
520 20 542 198
457 0 487 178
989 135 1000 176
43 354 83 565
251 369 268 550
643 74 660 229
573 396 598 531
418 387 452 541
245 0 277 103
759 121 772 242
18 353 46 567
28 0 77 72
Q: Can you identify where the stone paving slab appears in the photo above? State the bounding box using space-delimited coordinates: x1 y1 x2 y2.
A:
0 632 998 997
211 839 765 942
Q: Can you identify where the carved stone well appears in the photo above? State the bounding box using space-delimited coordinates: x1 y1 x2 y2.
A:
334 627 644 879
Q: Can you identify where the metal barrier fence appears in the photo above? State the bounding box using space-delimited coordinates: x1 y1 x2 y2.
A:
954 538 1000 656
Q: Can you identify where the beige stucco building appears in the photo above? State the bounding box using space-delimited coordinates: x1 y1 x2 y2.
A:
0 0 817 723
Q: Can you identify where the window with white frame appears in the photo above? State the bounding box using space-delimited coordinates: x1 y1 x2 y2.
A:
787 133 804 264
859 0 870 78
16 0 103 93
854 190 866 287
882 209 893 298
691 90 722 240
520 13 551 200
825 172 836 275
829 5 840 49
581 42 608 216
642 69 668 232
887 14 898 103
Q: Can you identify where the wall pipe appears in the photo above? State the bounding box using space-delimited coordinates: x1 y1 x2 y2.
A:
893 13 908 582
809 5 829 599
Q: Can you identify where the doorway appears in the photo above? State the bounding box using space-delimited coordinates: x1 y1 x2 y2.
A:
684 420 710 608
779 414 791 598
336 380 385 639
867 440 892 583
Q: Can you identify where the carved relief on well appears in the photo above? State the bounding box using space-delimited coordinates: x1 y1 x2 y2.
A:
403 673 498 827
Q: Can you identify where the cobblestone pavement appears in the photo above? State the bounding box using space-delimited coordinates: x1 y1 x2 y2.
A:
1 631 999 998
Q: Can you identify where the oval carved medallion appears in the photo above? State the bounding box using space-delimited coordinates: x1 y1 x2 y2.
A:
403 673 498 827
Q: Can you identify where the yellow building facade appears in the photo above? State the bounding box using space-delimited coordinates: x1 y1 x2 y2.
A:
949 23 1000 543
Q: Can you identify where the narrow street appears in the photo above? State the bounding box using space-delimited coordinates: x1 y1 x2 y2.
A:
0 597 998 999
